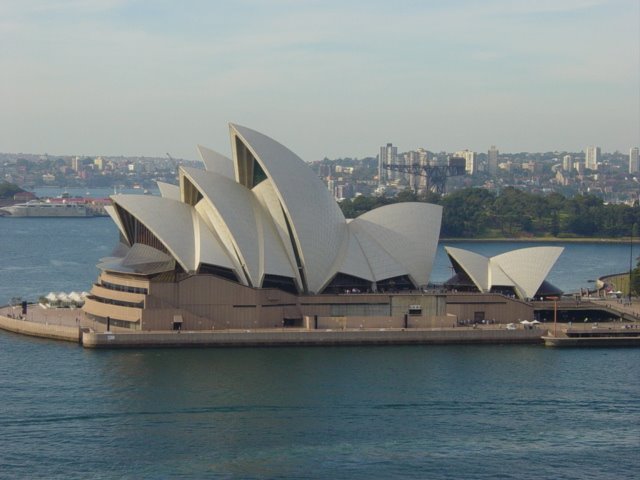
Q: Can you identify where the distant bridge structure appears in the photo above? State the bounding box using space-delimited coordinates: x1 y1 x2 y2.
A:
383 157 466 195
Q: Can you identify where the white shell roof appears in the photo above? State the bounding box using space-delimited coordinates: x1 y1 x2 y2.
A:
332 230 375 282
488 263 514 289
445 245 564 298
350 203 442 287
230 124 347 293
192 206 237 273
97 243 176 275
181 166 297 286
111 195 198 273
157 181 180 200
493 246 564 298
121 243 173 266
104 204 128 242
251 179 301 284
197 145 235 178
445 246 490 291
346 225 408 282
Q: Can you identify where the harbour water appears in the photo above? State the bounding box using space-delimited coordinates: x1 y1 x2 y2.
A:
1 333 638 478
1 201 639 478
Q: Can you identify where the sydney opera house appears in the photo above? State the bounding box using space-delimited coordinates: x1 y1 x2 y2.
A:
444 246 564 300
83 124 446 331
82 124 564 332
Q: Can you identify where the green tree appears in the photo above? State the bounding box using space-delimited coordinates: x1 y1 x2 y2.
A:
550 212 560 237
0 182 24 199
441 188 495 237
396 189 418 203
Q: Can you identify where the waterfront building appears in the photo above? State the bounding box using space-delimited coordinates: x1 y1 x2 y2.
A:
585 146 600 171
488 146 499 175
443 246 563 300
379 143 397 184
630 146 639 174
84 125 443 331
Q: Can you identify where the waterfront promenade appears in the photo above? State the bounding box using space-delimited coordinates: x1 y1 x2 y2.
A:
0 303 545 348
2 299 640 348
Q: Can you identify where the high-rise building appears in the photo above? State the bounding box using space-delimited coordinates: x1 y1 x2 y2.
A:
71 156 81 172
488 146 499 175
455 150 476 175
402 150 418 190
327 177 335 196
630 147 639 174
379 143 397 185
585 146 600 171
417 148 430 190
562 155 573 172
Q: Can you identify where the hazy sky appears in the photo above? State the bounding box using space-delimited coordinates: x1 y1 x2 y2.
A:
1 0 638 160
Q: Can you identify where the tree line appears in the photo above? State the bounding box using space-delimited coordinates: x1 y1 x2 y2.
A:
339 187 640 238
0 181 24 199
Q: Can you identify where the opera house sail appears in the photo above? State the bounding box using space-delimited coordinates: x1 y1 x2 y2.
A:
83 124 443 331
443 246 564 300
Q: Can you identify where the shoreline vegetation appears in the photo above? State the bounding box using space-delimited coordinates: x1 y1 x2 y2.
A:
441 237 640 243
4 181 640 243
340 187 640 240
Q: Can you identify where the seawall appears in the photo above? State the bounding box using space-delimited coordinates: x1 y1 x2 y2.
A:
82 327 544 349
0 308 546 348
0 314 80 343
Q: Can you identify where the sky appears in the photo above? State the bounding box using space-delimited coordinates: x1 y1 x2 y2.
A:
1 0 638 161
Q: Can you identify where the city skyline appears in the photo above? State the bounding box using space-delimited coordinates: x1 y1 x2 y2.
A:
1 0 638 161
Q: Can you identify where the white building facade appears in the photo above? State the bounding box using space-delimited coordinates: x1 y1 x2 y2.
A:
585 146 600 171
630 147 639 174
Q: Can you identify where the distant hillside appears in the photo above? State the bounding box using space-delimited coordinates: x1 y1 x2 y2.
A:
0 181 24 199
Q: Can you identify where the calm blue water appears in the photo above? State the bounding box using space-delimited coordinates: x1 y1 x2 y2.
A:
0 334 638 479
1 207 639 478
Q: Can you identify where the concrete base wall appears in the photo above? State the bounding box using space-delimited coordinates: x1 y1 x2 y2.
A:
0 314 80 342
311 314 457 330
446 293 533 324
82 327 545 349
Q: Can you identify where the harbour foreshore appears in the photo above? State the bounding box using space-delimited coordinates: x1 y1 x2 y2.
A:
0 308 80 342
3 303 639 349
0 305 545 348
